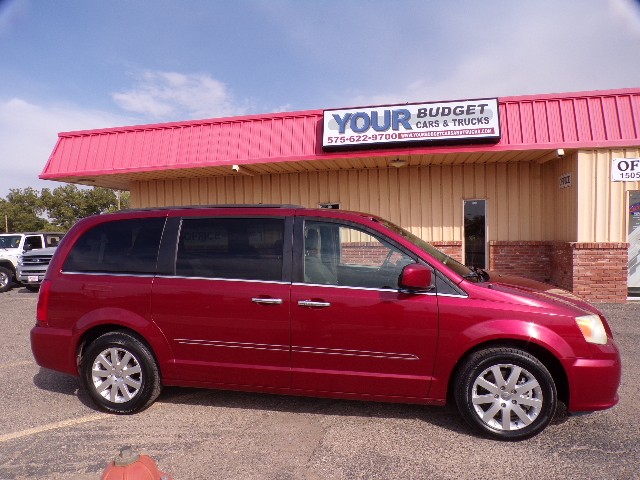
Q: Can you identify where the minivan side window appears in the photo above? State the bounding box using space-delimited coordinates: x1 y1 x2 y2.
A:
63 217 165 274
304 221 414 289
176 217 285 281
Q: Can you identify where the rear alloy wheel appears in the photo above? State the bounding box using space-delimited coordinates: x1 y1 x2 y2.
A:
0 266 13 293
81 332 161 414
455 347 557 440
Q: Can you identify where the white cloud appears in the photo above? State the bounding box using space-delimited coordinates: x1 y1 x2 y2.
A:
112 70 251 121
343 0 640 107
609 0 640 35
0 98 133 197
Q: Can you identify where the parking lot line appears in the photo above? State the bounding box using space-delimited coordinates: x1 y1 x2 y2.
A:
0 413 109 443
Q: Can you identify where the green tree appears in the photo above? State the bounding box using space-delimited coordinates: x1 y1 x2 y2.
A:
41 185 127 230
0 188 50 232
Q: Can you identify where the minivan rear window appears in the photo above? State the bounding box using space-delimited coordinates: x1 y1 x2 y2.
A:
63 217 166 274
176 217 284 281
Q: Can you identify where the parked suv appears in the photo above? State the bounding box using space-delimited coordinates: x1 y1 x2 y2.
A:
30 206 621 440
0 232 64 292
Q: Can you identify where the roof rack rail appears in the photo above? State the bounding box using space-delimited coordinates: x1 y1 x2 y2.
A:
116 204 304 213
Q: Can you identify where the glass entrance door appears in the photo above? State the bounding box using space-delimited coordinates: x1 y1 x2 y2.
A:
628 191 640 296
464 199 487 269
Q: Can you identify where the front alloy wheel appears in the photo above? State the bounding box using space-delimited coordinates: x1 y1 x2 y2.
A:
81 332 161 414
455 348 557 440
0 266 13 293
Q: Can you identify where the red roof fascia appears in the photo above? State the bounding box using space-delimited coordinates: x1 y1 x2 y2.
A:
40 88 640 180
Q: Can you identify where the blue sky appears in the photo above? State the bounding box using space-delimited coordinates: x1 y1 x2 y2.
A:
1 0 640 197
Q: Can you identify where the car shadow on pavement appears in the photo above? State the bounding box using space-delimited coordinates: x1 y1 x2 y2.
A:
32 371 570 439
157 386 474 437
33 368 80 396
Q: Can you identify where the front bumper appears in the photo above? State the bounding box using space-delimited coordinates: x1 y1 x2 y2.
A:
565 342 622 412
17 268 47 285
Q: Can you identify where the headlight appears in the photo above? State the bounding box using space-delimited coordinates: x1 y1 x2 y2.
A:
575 314 608 345
17 255 24 266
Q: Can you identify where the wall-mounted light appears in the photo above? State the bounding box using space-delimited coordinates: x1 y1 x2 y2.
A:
390 158 407 168
537 148 567 164
231 164 254 176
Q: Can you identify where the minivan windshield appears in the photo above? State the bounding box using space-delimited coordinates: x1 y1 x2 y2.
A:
377 219 480 280
0 235 21 249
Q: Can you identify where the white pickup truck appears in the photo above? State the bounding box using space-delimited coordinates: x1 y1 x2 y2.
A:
0 232 65 292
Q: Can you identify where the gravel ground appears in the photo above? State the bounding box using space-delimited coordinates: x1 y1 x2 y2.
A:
0 287 638 479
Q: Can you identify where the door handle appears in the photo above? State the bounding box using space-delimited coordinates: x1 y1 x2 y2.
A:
251 298 283 305
298 300 331 308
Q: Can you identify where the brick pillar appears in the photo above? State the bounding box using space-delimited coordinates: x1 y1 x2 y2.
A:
569 243 628 303
488 241 629 303
549 242 574 291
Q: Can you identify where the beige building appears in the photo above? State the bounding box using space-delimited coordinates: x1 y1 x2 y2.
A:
41 88 640 302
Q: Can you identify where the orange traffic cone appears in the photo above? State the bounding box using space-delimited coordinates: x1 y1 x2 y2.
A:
101 446 173 480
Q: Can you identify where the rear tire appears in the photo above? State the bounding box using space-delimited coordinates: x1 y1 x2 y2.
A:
454 347 557 441
81 331 161 414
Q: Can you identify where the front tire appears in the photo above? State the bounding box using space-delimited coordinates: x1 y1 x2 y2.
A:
454 347 557 441
81 332 161 414
0 266 13 293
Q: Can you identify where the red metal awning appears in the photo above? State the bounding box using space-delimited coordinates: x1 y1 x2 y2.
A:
40 88 640 190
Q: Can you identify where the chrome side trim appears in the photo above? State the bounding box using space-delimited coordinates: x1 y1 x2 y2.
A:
62 271 156 278
157 275 290 285
62 272 468 297
437 292 469 298
292 345 419 361
291 282 439 296
175 339 289 352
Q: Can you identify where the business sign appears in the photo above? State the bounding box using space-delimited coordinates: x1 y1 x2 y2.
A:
559 173 572 189
322 98 500 150
611 158 640 181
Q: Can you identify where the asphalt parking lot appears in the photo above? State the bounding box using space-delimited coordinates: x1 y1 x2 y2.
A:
0 287 638 480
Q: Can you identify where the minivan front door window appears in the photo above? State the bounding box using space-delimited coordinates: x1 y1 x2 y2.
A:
303 221 413 289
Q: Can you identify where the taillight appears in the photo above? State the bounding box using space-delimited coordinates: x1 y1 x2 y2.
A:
36 279 52 324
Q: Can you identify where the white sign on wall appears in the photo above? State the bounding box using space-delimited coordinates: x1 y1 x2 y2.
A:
612 158 640 181
322 98 501 149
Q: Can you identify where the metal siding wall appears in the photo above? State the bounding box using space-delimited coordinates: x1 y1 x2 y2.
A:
541 154 578 242
577 148 640 242
131 161 551 243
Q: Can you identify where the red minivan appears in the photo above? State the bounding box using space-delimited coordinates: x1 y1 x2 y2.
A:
31 206 621 440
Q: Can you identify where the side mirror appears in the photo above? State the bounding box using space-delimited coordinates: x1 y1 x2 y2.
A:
399 264 434 292
23 245 33 252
